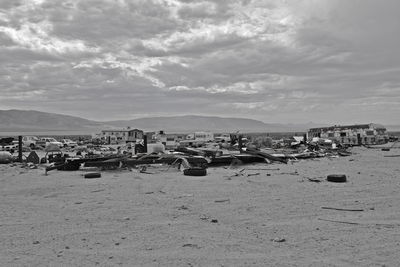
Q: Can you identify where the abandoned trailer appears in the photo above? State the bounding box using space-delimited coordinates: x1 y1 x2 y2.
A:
100 127 144 144
307 123 389 145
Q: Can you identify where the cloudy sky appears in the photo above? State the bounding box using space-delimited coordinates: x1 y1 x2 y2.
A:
0 0 399 124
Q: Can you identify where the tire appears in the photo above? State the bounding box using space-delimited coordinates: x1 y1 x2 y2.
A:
84 172 101 179
327 174 347 183
30 143 35 149
58 161 80 171
183 168 207 176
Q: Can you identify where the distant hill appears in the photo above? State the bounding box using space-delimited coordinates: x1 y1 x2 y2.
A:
0 109 328 134
104 115 325 133
0 110 104 133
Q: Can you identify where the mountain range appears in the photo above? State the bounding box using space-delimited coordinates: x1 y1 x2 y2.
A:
0 109 398 135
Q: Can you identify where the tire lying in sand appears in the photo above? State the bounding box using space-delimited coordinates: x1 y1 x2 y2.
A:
326 174 347 183
183 168 207 176
84 172 101 179
0 151 12 164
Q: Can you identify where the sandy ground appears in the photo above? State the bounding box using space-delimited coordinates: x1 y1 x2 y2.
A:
1 147 400 266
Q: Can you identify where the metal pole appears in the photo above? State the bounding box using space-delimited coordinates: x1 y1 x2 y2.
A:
18 135 23 162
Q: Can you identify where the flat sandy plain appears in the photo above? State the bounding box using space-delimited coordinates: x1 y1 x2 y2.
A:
1 146 400 266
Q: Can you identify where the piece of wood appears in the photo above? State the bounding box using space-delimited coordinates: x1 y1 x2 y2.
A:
245 148 288 164
321 207 364 212
214 199 230 203
245 168 280 171
318 218 400 227
317 218 360 225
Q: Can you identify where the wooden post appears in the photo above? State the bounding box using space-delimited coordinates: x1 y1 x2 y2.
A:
143 135 147 153
357 134 361 146
238 135 243 153
18 135 23 162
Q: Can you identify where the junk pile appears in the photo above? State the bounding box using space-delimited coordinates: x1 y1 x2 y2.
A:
1 134 353 177
41 138 352 176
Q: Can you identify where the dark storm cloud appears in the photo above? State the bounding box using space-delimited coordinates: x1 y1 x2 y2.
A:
0 0 399 124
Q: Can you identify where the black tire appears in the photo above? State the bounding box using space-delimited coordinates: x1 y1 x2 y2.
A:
84 172 101 179
327 174 347 183
183 168 207 176
30 143 35 149
58 161 80 171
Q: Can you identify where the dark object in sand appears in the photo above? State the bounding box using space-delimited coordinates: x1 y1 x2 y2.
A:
326 174 347 183
245 148 288 164
84 172 101 179
183 167 207 176
321 206 364 211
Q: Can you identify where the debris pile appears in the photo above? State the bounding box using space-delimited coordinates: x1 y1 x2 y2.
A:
5 132 396 178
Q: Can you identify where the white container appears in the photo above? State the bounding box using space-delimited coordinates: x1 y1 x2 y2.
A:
147 143 165 153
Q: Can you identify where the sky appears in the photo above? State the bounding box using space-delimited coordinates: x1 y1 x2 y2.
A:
0 0 400 124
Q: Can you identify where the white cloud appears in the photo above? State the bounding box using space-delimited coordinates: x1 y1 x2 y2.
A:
0 22 98 54
0 0 399 124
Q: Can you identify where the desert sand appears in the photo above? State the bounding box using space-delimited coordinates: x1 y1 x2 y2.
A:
1 147 399 266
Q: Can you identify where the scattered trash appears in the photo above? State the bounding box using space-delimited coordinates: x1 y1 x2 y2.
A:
247 172 260 177
271 237 286 243
246 168 280 171
214 199 230 203
321 206 364 212
326 174 347 183
175 194 194 199
210 219 218 223
279 171 299 176
246 148 288 164
182 244 201 249
26 151 40 164
0 151 13 164
200 215 210 221
318 218 359 225
139 165 154 174
90 189 106 193
84 172 101 179
307 178 322 183
183 167 207 176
